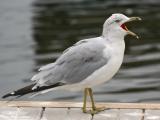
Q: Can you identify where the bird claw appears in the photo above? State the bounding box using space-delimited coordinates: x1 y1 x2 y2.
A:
82 106 106 115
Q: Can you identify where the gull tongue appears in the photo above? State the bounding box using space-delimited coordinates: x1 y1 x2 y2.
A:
124 25 128 31
121 23 139 39
121 24 128 31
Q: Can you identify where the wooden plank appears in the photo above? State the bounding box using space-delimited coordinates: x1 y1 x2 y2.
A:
93 109 143 120
0 106 160 120
93 109 118 120
68 108 91 120
144 110 160 120
41 108 69 120
0 107 41 120
15 107 42 120
0 107 18 120
2 101 160 109
118 109 143 120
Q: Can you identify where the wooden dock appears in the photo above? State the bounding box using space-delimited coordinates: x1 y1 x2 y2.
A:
0 101 160 120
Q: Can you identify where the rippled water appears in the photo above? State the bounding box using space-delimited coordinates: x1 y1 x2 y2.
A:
0 0 160 102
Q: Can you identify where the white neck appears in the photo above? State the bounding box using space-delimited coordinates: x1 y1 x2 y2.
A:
102 31 126 55
102 27 126 42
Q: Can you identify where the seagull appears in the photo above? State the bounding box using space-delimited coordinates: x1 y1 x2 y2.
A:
2 13 141 114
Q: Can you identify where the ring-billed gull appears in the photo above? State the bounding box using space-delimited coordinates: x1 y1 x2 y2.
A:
2 13 141 114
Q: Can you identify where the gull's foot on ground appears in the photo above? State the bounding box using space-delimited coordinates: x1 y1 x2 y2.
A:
83 106 106 115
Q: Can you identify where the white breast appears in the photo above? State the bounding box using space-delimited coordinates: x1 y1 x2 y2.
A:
62 39 125 91
80 40 125 88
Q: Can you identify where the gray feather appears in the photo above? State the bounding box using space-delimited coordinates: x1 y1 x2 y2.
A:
32 37 110 87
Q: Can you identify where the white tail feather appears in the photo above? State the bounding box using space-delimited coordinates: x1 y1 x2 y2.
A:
39 63 56 71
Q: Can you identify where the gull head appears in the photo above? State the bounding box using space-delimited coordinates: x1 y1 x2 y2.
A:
103 13 142 39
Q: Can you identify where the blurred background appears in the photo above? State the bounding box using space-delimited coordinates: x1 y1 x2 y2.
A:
0 0 160 102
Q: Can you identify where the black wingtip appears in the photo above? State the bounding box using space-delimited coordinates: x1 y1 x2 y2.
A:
2 82 65 99
2 93 14 99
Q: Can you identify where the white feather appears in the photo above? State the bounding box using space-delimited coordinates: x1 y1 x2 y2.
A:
38 63 56 71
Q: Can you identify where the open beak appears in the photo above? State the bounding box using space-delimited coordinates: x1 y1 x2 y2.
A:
121 17 142 39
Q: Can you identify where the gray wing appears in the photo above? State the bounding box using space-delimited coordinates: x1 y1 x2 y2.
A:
31 37 110 87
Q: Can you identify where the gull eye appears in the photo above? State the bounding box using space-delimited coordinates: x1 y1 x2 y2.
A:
115 19 121 23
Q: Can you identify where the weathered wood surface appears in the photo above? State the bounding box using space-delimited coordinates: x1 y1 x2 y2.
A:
0 101 160 120
1 101 160 109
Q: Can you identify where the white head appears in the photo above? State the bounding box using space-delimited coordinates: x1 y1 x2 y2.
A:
102 13 141 40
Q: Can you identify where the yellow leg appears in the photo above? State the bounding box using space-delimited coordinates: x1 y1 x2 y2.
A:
88 88 106 115
82 88 88 113
82 88 106 115
88 88 96 110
